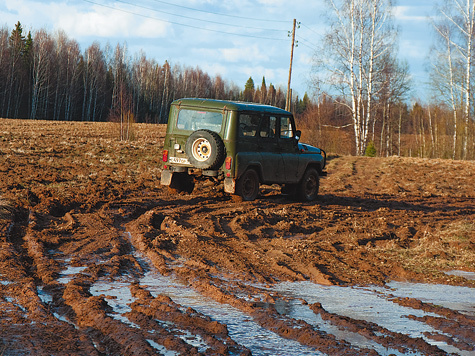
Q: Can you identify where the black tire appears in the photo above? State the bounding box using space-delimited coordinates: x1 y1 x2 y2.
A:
185 130 225 170
169 172 195 194
297 168 319 201
235 169 260 201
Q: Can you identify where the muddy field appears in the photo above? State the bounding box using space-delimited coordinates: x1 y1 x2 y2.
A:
0 118 474 355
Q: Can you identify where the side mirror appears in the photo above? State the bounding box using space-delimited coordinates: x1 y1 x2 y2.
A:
295 130 301 141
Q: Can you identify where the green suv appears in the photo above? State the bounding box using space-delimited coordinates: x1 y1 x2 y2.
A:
161 98 326 201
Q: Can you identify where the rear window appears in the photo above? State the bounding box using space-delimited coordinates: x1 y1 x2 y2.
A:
176 109 223 132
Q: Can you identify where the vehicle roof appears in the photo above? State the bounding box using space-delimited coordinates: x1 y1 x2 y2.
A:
172 98 292 115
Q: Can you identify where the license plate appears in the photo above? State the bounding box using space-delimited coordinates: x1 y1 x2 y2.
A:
169 156 190 165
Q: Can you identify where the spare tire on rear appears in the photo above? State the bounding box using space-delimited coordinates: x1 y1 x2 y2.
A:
185 129 225 170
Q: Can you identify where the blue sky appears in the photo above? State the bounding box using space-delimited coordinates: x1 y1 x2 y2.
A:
1 0 435 100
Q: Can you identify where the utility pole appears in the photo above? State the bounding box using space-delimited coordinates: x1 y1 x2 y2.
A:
286 19 297 112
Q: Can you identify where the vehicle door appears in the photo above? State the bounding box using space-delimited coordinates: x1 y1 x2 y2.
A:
278 116 302 183
257 115 286 183
236 113 261 176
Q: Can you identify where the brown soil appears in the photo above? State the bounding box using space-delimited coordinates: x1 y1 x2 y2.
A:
1 118 474 355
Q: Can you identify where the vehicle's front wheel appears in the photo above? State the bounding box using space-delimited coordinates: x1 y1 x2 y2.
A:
235 169 260 201
297 168 319 201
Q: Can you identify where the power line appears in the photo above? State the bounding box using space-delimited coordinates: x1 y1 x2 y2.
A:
147 0 290 23
296 35 318 51
297 22 321 51
82 0 288 41
301 23 321 36
113 0 287 33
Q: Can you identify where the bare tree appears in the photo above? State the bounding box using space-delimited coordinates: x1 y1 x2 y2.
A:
53 31 81 121
30 29 54 119
376 56 412 156
431 0 475 159
0 26 11 116
313 0 398 155
82 42 108 122
0 24 246 123
110 43 136 139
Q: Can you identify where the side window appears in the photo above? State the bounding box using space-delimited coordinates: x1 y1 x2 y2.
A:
239 114 260 137
279 117 294 139
259 116 277 138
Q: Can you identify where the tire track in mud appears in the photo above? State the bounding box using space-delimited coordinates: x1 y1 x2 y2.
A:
1 118 474 355
126 205 374 355
391 296 475 352
1 190 474 355
2 200 284 355
1 207 100 355
125 195 473 355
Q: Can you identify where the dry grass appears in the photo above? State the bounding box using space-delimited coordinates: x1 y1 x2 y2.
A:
393 220 475 274
0 196 14 220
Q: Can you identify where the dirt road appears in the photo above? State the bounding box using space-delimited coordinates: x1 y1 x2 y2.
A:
1 119 474 355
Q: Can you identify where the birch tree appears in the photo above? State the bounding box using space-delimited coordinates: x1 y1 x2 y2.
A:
376 56 412 156
82 42 108 122
0 26 10 116
431 0 475 160
30 29 54 119
313 0 397 155
53 31 81 121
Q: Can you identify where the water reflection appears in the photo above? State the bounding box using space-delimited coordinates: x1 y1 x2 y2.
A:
273 280 474 356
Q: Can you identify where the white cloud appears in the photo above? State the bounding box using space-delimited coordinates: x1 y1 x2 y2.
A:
298 52 314 66
393 5 429 22
57 6 169 39
240 65 287 86
4 0 168 39
257 0 285 6
399 39 428 60
192 44 271 64
221 44 270 63
200 62 229 77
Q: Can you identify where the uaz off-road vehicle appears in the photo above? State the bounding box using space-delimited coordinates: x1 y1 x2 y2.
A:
161 98 326 201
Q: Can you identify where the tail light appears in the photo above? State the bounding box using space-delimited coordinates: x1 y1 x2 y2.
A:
162 150 168 162
225 156 232 170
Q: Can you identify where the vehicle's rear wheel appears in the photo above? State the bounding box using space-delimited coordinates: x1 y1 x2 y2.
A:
168 172 195 194
297 168 319 201
185 130 225 170
235 169 260 201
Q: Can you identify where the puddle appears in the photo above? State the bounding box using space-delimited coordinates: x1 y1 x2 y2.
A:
138 270 322 355
385 281 475 316
57 264 88 284
274 281 474 356
445 270 475 281
90 280 141 329
51 232 474 355
147 339 179 356
272 298 405 356
88 260 321 356
37 286 53 304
